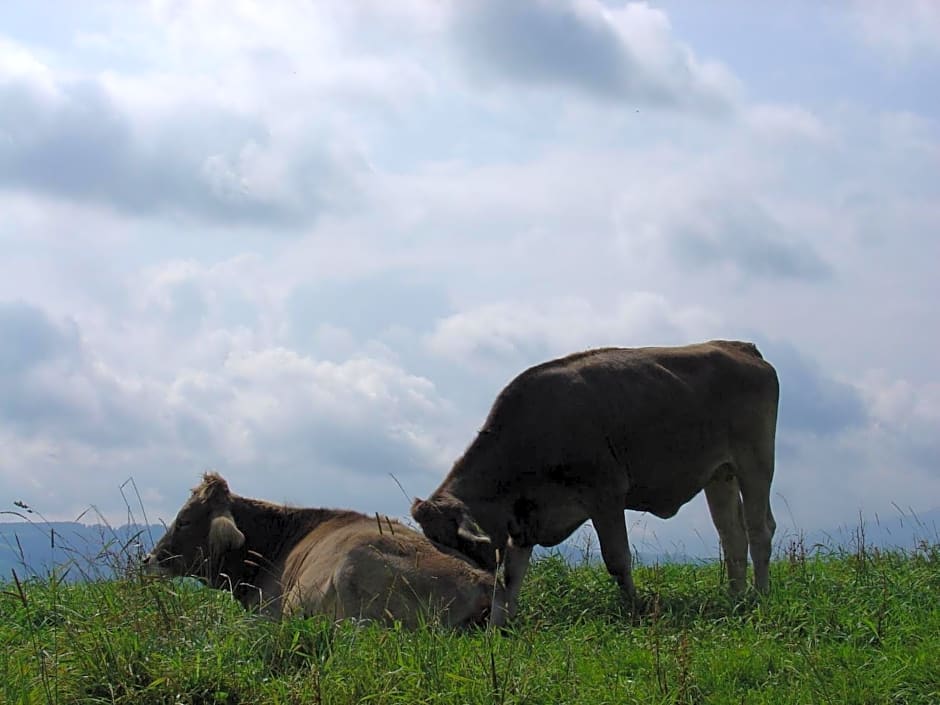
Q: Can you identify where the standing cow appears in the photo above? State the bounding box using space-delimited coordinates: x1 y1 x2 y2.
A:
145 473 502 628
412 340 779 624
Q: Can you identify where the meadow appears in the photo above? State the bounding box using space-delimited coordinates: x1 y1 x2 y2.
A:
2 531 939 704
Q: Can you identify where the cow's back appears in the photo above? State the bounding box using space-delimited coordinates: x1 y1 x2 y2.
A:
278 514 371 617
283 516 497 627
506 341 773 419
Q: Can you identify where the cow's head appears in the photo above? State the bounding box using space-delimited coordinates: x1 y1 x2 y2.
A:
411 494 498 571
143 472 246 587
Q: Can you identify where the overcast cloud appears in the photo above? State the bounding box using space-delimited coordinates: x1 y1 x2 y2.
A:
1 1 937 558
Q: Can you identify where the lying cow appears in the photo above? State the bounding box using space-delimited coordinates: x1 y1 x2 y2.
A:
144 473 502 628
412 340 779 624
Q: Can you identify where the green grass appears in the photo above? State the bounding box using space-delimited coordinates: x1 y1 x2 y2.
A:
3 539 939 704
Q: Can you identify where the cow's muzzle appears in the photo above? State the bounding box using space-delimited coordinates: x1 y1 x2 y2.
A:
141 551 170 575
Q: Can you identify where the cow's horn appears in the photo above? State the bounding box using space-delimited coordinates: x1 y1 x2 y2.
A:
457 514 490 544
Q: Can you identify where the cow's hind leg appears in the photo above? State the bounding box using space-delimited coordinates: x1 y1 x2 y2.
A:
704 466 748 595
738 454 775 593
592 506 637 606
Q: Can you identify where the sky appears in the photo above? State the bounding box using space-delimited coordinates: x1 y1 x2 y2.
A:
1 1 938 558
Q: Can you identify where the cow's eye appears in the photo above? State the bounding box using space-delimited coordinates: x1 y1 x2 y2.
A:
177 519 191 529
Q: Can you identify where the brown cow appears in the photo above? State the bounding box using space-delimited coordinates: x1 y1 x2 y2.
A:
412 340 779 624
144 473 502 628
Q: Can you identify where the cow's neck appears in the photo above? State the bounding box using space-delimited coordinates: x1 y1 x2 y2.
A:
446 433 513 505
229 496 345 570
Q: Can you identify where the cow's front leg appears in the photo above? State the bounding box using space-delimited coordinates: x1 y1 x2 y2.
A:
491 540 532 627
592 507 637 607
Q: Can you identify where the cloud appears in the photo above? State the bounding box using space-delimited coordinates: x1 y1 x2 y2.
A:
449 0 739 111
846 0 940 63
0 298 455 521
0 18 392 227
0 300 80 374
669 197 833 282
0 301 163 449
0 67 366 224
761 341 868 436
744 104 829 143
287 272 452 353
232 352 454 497
605 151 834 285
426 293 719 374
856 371 940 469
0 37 57 92
136 258 264 342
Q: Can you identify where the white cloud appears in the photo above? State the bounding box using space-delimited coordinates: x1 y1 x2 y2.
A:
0 64 356 223
0 11 413 225
0 301 456 522
426 294 718 372
857 371 940 463
744 104 829 143
847 0 940 62
0 37 58 94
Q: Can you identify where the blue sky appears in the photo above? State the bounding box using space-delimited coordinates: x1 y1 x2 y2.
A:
1 1 938 557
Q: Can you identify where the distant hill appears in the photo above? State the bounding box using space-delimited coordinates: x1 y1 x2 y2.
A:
2 507 937 582
0 521 163 582
800 507 940 554
536 507 940 566
534 542 701 567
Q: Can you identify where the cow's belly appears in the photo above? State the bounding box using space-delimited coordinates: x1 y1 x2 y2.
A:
619 422 730 517
537 515 589 547
623 457 726 518
624 483 701 518
519 497 590 547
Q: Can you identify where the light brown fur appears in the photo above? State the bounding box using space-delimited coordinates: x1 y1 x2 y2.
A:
145 473 501 629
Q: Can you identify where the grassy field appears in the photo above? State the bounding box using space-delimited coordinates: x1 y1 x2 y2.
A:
3 535 939 705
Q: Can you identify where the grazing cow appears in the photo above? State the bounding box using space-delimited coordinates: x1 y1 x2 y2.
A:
412 340 779 624
144 473 502 628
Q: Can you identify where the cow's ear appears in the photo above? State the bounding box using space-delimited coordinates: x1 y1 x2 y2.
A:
209 513 245 554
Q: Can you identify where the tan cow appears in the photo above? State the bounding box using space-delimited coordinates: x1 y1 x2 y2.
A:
412 340 779 624
144 473 502 628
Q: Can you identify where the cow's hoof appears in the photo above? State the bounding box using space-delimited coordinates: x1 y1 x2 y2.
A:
618 589 650 617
